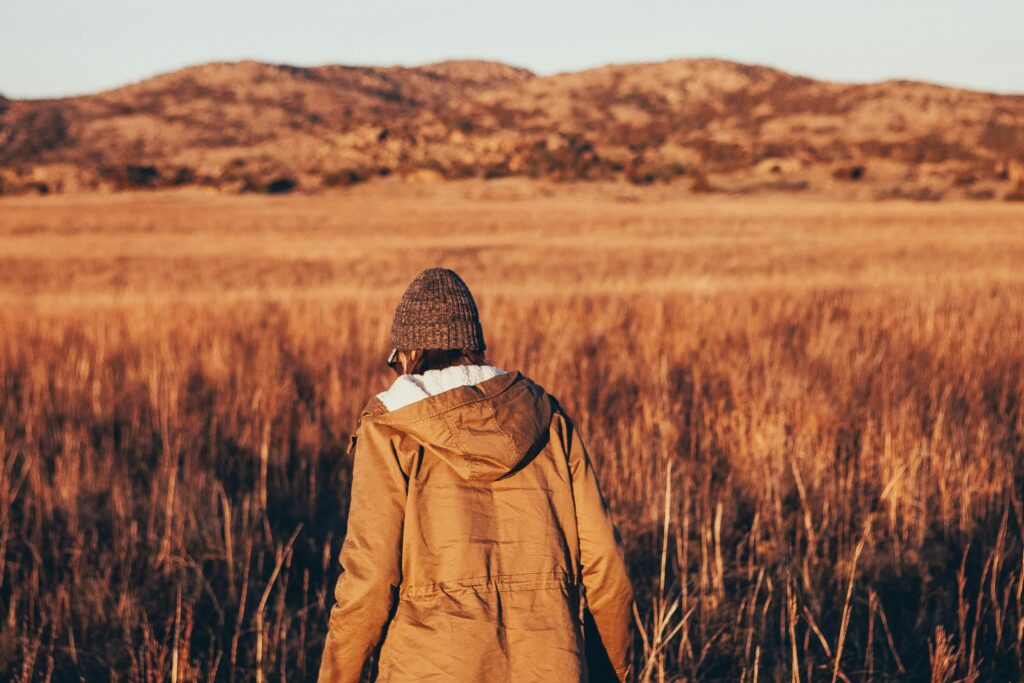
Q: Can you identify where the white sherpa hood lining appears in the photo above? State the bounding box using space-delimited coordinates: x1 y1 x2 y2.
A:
376 364 507 412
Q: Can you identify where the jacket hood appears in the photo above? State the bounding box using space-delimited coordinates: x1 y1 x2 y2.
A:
373 371 553 482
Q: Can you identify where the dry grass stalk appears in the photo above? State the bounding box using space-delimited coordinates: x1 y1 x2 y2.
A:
1 194 1023 680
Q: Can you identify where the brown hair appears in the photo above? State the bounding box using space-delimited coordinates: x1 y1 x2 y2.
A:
395 348 487 376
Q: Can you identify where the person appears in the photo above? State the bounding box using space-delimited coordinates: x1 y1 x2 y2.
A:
318 268 634 682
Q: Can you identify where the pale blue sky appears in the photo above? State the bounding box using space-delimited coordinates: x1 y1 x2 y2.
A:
1 0 1021 99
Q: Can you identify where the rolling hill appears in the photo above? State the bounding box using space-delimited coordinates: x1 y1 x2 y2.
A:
2 58 1023 199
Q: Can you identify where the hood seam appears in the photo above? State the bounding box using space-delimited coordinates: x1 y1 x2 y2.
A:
490 402 521 479
440 408 479 481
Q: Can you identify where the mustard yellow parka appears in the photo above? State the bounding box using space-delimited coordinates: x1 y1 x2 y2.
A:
318 371 634 682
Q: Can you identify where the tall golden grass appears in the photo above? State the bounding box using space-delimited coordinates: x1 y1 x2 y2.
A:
2 187 1023 681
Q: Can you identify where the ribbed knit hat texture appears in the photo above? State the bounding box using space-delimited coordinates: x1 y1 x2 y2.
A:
390 268 485 351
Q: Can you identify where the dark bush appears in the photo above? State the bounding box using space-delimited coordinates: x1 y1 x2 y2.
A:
125 165 159 188
833 165 866 181
519 135 604 181
953 172 977 187
170 167 196 186
627 162 686 185
980 119 1024 155
483 163 511 180
322 169 366 187
266 177 298 194
877 185 944 202
0 104 71 164
98 164 161 190
447 162 477 180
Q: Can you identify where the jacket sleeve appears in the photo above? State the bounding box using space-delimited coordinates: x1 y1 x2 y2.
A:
318 419 407 683
559 411 635 682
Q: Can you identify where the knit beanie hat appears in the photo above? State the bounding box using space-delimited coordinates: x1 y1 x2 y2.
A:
390 268 485 351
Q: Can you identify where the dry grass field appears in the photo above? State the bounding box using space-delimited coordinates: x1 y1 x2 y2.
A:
2 182 1024 681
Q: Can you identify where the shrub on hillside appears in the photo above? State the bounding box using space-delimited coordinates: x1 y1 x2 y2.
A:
265 177 298 194
0 104 71 164
833 165 866 181
322 169 367 187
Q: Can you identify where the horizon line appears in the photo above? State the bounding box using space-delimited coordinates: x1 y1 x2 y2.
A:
4 53 1024 101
